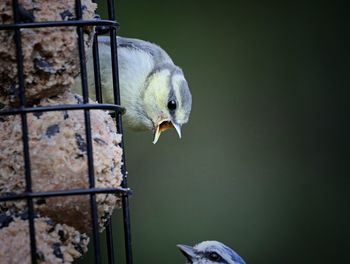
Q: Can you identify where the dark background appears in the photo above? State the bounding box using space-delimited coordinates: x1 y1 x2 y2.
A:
85 1 349 263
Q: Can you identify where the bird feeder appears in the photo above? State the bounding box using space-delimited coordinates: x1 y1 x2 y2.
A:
0 0 133 263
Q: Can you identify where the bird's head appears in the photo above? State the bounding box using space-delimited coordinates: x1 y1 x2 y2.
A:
177 241 246 264
142 64 192 144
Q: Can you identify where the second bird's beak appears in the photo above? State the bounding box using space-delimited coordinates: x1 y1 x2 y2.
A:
153 120 182 144
177 244 196 262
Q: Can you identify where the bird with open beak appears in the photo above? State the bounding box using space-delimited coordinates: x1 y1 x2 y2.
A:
74 36 192 144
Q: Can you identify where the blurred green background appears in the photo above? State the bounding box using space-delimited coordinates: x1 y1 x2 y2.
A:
83 1 349 263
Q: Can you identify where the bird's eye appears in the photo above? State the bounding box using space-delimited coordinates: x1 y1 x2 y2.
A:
167 100 177 111
208 252 221 262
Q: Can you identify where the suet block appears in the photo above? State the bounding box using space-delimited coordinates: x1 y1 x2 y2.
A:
0 210 89 264
0 92 123 232
0 0 96 105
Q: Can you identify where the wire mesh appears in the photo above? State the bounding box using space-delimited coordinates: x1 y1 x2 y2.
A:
0 0 133 263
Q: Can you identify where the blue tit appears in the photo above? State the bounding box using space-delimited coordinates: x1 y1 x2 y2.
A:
74 36 192 144
177 241 246 264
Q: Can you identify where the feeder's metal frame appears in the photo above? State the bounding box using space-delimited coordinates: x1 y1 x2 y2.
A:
0 0 133 263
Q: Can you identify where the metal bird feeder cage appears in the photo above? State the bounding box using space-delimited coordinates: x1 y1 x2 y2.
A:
0 0 133 263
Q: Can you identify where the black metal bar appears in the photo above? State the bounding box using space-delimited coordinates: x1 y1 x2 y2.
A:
92 34 103 103
0 19 119 30
108 19 120 106
106 219 116 264
0 104 125 116
75 0 101 263
97 25 116 264
0 187 132 202
107 1 134 263
11 0 37 263
107 0 116 21
121 171 133 264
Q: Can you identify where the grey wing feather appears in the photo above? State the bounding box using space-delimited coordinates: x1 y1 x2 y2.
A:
98 36 173 65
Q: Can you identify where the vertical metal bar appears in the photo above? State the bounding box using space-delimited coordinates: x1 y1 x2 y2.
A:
107 0 116 21
107 1 119 106
105 218 116 264
92 34 103 103
92 12 116 263
11 1 37 263
92 24 115 264
75 1 101 263
93 10 117 264
107 1 134 263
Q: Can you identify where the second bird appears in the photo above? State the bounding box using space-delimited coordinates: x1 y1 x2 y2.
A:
74 36 192 144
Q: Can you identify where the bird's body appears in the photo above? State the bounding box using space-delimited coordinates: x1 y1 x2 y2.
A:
74 36 192 143
177 241 246 264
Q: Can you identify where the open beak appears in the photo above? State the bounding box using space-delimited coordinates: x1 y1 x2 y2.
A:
177 244 196 263
152 120 182 144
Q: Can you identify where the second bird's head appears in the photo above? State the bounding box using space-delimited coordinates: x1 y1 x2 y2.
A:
141 64 192 144
177 241 246 264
